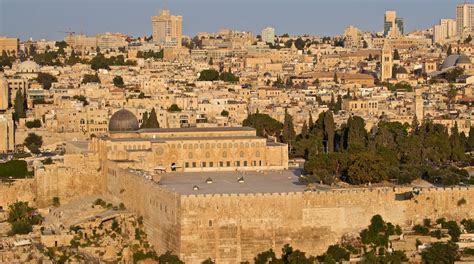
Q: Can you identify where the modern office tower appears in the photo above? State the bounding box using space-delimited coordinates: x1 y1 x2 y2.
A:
381 42 393 81
457 3 474 36
261 27 275 45
384 11 404 38
151 9 183 47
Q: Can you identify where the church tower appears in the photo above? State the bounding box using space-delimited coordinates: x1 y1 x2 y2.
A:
381 42 393 81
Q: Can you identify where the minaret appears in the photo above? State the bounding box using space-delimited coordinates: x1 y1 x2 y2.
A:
381 42 393 81
414 88 424 120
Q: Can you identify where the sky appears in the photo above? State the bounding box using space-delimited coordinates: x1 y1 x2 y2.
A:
0 0 463 41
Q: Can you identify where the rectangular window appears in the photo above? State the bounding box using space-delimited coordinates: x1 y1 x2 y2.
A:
244 161 248 166
219 161 224 167
236 161 240 167
192 162 197 168
185 162 189 168
227 161 231 167
202 162 206 167
209 162 214 167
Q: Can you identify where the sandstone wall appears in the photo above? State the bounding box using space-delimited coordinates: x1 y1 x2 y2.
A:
0 179 36 209
34 153 103 207
179 187 474 263
105 163 181 254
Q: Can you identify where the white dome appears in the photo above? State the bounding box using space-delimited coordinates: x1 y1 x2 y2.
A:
18 60 40 73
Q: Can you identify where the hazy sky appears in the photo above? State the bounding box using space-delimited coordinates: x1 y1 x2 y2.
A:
0 0 463 41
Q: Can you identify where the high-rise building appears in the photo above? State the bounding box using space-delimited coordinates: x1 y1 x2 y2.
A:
456 3 474 36
0 76 8 111
261 27 275 45
384 11 404 38
433 19 457 44
381 42 393 81
151 9 183 47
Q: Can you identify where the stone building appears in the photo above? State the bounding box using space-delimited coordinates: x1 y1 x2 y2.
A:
91 109 288 173
0 36 19 55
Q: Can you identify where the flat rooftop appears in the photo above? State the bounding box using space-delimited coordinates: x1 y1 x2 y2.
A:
158 170 319 195
138 127 255 133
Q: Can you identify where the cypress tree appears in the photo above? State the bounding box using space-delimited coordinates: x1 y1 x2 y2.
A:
301 121 308 139
308 113 314 130
323 111 335 153
282 108 296 143
140 111 149 129
13 90 26 121
145 108 160 128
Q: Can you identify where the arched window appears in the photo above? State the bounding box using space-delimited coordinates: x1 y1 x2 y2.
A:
240 151 244 158
256 151 260 157
222 151 227 158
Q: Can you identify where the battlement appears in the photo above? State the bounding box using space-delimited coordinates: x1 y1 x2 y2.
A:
180 186 473 201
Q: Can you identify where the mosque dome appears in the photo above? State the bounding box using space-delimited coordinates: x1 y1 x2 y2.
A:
108 109 139 132
18 60 40 73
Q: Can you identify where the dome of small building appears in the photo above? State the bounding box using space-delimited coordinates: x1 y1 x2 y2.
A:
108 109 139 132
395 67 408 74
456 54 471 64
18 60 40 73
440 54 472 70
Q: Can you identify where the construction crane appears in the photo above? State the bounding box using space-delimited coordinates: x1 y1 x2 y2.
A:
58 30 75 37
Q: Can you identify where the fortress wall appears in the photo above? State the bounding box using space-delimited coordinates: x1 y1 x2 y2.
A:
105 162 181 255
0 179 36 209
34 154 103 207
179 187 474 264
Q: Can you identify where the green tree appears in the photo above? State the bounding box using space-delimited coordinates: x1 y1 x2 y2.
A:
393 49 401 60
145 108 160 128
157 251 184 264
242 113 283 138
24 133 43 154
198 69 219 81
447 44 453 55
140 111 149 129
421 242 460 263
220 110 229 117
13 90 26 121
0 160 29 178
36 72 57 90
113 76 124 88
52 197 60 207
82 73 100 84
219 69 239 83
323 111 335 153
168 104 182 112
346 152 390 184
7 201 42 235
282 108 296 143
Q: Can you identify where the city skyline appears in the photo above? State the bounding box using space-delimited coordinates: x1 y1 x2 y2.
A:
0 0 464 40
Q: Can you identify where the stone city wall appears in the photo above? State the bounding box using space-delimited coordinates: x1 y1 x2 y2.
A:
179 187 474 263
105 162 181 254
34 153 103 207
0 179 36 209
